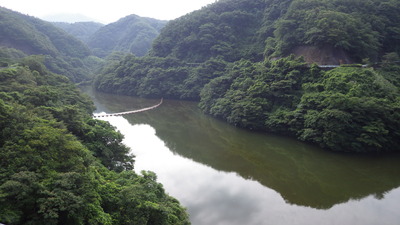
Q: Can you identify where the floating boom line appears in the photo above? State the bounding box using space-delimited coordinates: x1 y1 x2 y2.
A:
93 98 163 118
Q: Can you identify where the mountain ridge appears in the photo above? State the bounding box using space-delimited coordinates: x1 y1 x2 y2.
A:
52 21 104 43
0 6 101 81
87 14 168 57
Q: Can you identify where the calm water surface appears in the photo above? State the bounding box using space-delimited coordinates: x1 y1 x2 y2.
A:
85 87 400 225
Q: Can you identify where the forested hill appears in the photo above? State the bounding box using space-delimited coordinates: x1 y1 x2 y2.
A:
0 7 90 57
150 0 269 62
96 0 400 98
52 21 104 43
0 7 102 82
149 0 400 63
95 0 400 153
87 15 167 57
265 0 400 63
0 56 190 224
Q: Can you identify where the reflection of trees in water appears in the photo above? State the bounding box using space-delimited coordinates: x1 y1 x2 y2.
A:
90 89 400 210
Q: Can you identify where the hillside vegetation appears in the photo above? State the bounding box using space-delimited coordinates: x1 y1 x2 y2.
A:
266 0 400 62
95 0 400 152
200 56 400 152
0 56 190 224
87 15 167 57
150 0 268 62
0 7 103 82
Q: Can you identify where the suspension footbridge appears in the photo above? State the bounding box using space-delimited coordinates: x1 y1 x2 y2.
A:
93 98 163 118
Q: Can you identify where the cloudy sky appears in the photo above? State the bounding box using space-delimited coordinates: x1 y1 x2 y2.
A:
0 0 217 23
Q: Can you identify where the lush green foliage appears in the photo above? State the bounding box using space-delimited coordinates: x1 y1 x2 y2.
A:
200 56 400 152
88 15 167 58
200 56 308 129
0 7 103 82
150 0 267 62
267 0 400 61
53 22 104 43
0 47 26 66
150 0 400 63
95 54 228 100
0 57 190 224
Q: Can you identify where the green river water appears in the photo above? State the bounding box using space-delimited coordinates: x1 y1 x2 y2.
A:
85 87 400 225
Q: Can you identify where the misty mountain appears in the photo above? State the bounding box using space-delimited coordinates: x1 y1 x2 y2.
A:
53 21 104 43
0 7 101 82
0 7 90 57
87 14 168 57
41 13 98 23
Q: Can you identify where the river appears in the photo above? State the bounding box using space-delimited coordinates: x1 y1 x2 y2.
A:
85 87 400 225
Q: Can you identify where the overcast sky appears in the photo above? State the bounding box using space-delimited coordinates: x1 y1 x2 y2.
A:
0 0 217 23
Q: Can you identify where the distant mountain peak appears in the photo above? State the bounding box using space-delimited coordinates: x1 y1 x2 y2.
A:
41 13 99 23
87 14 167 57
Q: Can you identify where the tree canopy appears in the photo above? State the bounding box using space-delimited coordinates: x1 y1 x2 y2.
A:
200 56 400 152
267 0 400 61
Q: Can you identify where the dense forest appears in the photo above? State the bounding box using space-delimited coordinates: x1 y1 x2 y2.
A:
87 15 167 57
0 55 190 224
95 0 400 152
200 56 400 152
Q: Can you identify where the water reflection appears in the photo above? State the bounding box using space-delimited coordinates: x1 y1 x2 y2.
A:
90 90 400 208
85 88 400 224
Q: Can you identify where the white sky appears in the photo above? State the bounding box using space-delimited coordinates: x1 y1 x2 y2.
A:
0 0 217 23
